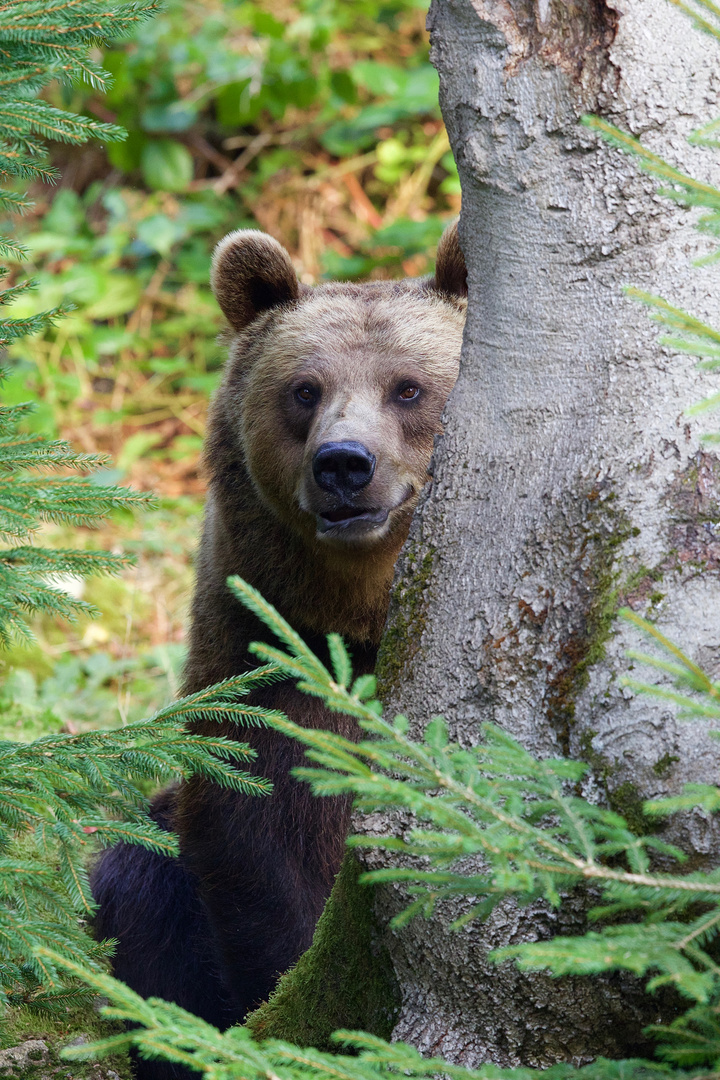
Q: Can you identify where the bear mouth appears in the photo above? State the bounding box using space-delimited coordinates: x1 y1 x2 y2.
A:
317 505 389 533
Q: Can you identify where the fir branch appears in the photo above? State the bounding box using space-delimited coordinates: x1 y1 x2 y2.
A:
620 609 720 700
0 674 276 1000
229 576 334 685
582 115 720 210
624 290 720 347
0 547 130 574
228 583 720 1003
0 190 31 213
0 99 125 143
0 234 25 259
664 0 720 40
37 952 681 1080
0 306 64 340
0 433 107 470
689 115 720 149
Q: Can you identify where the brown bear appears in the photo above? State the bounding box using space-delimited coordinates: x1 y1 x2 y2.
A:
91 224 467 1077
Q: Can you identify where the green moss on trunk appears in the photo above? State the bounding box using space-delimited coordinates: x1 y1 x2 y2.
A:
544 491 638 754
243 854 400 1049
376 544 435 698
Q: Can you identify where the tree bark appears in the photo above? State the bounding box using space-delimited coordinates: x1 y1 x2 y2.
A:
366 0 720 1065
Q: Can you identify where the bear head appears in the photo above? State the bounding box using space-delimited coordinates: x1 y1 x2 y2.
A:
210 223 467 553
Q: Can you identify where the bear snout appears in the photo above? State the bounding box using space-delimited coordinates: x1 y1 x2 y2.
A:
312 441 376 499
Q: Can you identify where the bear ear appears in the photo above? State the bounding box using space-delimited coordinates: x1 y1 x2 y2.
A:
211 229 300 332
432 220 467 299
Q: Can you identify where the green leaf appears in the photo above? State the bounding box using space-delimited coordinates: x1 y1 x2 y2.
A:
136 213 188 256
142 102 198 133
141 139 194 192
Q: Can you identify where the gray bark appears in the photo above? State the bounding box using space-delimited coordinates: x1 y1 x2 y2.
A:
363 0 720 1065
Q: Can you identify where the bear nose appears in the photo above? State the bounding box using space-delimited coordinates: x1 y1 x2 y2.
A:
312 441 376 497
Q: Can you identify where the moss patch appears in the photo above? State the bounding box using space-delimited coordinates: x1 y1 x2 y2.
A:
244 854 400 1049
577 732 656 836
545 492 637 755
608 780 651 836
652 752 680 777
0 1001 132 1079
375 544 435 699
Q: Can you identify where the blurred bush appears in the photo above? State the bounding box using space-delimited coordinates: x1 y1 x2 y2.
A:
6 0 458 474
1 0 459 728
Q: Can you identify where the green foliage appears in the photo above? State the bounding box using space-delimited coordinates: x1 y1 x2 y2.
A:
0 426 146 645
621 608 720 724
0 0 283 1031
0 671 275 1013
0 0 155 271
665 0 720 43
0 0 161 645
229 582 720 1004
96 0 438 171
4 183 233 441
31 583 720 1078
0 0 138 195
0 0 206 734
31 952 686 1080
322 214 449 280
235 586 720 1071
0 639 188 731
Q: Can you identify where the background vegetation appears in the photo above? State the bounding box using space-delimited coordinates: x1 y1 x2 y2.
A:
1 0 459 736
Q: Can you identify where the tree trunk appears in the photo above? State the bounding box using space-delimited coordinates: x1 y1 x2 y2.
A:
366 0 720 1066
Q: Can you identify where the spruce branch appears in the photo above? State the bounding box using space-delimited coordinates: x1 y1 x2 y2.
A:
664 0 720 41
582 115 720 210
229 581 720 1004
0 672 276 1003
39 952 683 1080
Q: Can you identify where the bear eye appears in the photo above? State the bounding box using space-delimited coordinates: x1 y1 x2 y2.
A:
397 383 420 403
295 385 318 406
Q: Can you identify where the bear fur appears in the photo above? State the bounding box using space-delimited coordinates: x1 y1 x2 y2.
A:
91 225 467 1078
